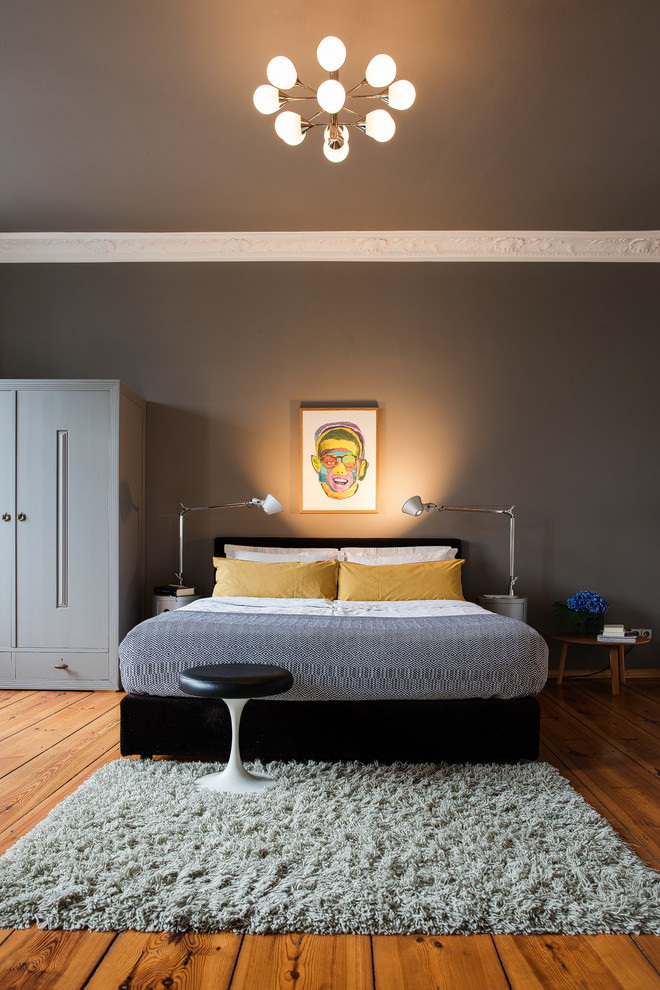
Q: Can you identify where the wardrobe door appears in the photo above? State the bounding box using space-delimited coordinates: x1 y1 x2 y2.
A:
0 390 14 649
15 389 111 650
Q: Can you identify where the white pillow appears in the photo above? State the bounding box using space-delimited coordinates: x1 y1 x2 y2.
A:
224 544 340 562
342 550 459 566
341 545 458 563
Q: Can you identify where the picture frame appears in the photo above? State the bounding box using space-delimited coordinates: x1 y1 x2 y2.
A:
300 406 379 513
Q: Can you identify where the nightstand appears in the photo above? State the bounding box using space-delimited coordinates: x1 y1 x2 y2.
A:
552 633 651 695
152 594 202 616
477 595 528 622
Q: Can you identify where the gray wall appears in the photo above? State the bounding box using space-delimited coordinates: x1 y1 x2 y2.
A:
1 260 658 670
2 1 659 232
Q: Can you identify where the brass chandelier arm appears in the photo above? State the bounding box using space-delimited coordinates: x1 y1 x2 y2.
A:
289 78 388 111
293 101 368 121
344 79 369 97
348 92 388 100
294 80 317 95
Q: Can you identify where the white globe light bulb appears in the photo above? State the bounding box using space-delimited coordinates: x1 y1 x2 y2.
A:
316 79 346 114
274 111 305 146
364 108 396 142
253 84 281 114
365 53 397 88
266 56 298 90
387 79 416 111
323 140 350 163
317 36 346 71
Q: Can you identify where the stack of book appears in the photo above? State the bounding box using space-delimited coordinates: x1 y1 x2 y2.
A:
597 624 637 644
153 584 196 598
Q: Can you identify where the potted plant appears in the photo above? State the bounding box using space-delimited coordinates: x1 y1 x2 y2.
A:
552 591 608 635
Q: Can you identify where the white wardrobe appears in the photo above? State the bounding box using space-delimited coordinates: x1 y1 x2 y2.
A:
0 380 146 690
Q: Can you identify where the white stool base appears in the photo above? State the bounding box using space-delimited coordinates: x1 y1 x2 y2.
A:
193 695 276 794
195 766 275 794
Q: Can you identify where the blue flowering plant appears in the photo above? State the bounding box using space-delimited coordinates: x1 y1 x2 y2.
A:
553 590 609 633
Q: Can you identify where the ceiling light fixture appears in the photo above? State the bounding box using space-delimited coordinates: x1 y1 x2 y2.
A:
253 36 415 163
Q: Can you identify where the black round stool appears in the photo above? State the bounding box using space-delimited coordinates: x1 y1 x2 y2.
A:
178 662 293 793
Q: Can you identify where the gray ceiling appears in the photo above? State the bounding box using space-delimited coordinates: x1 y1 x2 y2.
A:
1 0 658 233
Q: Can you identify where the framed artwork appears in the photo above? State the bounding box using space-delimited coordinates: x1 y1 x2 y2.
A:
300 406 379 513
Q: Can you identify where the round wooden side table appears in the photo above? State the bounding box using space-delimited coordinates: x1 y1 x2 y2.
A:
551 633 651 695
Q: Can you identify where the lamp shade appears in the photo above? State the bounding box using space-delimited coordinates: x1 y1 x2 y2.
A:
363 108 396 142
365 53 397 87
257 493 284 514
266 56 298 90
317 79 346 114
323 140 350 163
274 111 306 145
387 79 416 110
317 36 346 71
402 495 425 516
253 84 281 114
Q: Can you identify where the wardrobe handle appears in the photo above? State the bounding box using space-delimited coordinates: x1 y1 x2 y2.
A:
1 513 9 522
17 513 26 522
54 661 69 669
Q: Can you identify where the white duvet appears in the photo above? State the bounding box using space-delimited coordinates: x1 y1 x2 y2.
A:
183 596 494 619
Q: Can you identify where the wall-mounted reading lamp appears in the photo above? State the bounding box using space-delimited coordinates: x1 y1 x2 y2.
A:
402 497 525 619
175 493 283 590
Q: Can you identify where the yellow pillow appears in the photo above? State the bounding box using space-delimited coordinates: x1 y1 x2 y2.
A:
337 559 465 601
212 557 338 599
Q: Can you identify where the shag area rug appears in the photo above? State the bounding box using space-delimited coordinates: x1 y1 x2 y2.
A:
1 759 659 935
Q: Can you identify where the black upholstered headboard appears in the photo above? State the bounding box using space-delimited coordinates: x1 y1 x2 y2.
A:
213 536 462 557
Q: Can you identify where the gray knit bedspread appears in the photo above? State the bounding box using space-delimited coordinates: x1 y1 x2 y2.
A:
119 609 548 701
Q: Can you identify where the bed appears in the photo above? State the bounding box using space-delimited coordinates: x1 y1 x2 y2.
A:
119 537 548 762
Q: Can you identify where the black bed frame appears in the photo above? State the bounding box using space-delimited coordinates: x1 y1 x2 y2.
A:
119 537 540 762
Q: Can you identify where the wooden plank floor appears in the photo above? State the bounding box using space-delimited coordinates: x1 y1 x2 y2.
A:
0 681 659 988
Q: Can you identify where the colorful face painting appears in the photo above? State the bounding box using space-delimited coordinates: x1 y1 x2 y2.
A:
311 422 369 500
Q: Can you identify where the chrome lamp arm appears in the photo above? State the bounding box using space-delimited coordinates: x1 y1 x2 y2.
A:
402 497 517 596
176 493 283 588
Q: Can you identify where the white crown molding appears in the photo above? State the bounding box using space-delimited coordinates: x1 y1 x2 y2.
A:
1 230 659 263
